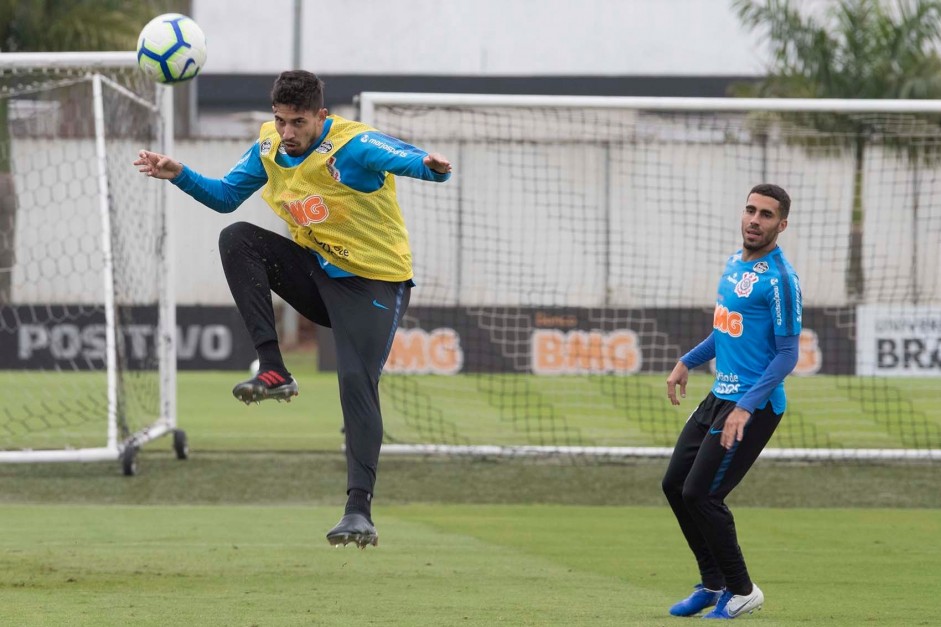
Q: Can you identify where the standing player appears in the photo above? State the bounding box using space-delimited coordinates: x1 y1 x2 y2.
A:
134 70 451 548
661 184 801 619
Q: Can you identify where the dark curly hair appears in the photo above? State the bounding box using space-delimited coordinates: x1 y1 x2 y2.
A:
749 183 791 219
270 70 325 112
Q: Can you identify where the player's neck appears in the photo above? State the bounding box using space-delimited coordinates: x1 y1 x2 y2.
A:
741 244 777 262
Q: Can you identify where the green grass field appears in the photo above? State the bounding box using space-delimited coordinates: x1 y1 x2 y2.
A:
2 353 941 624
1 501 939 626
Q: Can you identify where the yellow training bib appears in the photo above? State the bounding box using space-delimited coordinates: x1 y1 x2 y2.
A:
258 115 412 281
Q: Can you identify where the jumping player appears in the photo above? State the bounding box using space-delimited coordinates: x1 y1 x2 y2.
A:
134 70 451 549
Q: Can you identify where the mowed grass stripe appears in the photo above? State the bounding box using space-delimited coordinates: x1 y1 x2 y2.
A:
391 504 941 625
2 504 940 625
1 504 649 626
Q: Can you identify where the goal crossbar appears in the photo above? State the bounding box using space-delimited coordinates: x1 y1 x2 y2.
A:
359 91 941 118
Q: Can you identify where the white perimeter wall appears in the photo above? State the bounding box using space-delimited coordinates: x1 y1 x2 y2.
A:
10 134 941 308
168 140 285 303
9 138 280 306
192 0 772 77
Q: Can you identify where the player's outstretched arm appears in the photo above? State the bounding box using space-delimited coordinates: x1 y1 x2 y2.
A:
423 152 452 175
134 150 183 180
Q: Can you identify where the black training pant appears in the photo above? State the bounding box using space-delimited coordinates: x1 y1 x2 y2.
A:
219 221 410 495
661 393 782 595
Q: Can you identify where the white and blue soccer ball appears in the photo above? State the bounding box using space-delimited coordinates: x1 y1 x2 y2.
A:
136 13 207 84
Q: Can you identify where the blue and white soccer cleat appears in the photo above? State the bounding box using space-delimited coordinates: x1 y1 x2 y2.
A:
669 583 724 617
703 584 763 619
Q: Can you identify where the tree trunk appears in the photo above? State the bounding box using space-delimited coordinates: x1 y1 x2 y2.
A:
0 172 14 305
0 96 13 304
847 138 865 302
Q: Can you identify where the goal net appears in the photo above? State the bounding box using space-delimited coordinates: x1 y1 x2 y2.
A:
0 52 179 472
360 93 941 462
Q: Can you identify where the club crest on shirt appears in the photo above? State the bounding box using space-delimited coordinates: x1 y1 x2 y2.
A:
315 140 334 154
734 272 759 298
259 138 272 156
753 261 769 273
326 156 341 182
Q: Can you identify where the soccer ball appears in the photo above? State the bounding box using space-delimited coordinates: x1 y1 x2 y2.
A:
136 13 207 84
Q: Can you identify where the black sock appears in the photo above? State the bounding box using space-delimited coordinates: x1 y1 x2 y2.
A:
255 341 289 377
730 583 753 596
345 489 372 519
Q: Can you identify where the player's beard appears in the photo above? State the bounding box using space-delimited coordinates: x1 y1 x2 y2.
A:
742 228 774 251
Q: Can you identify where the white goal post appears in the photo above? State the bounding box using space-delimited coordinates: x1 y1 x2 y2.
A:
0 52 181 473
360 91 941 463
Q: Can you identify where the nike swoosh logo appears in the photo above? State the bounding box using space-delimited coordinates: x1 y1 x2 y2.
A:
726 587 761 617
372 299 389 310
726 597 751 617
709 427 723 435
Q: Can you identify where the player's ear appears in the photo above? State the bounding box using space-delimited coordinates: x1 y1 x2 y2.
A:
778 219 788 233
317 108 328 122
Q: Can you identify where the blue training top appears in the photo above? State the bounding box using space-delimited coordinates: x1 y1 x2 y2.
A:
171 117 450 278
681 246 802 414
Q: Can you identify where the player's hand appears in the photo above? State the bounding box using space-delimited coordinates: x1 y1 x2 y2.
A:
134 150 183 180
720 407 751 449
666 361 689 406
424 153 452 174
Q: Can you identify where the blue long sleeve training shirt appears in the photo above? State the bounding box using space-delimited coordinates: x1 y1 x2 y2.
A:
679 246 802 415
681 333 799 414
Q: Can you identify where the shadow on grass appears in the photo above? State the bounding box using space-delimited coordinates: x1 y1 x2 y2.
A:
1 451 939 508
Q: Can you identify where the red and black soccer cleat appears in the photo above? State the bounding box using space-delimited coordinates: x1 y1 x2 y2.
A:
232 370 299 405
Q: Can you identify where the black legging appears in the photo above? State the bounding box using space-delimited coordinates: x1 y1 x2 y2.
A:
219 221 410 494
661 393 782 595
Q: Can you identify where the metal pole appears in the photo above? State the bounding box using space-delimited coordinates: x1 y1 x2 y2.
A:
280 0 304 347
159 83 177 428
293 0 303 69
92 73 119 452
603 142 611 307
